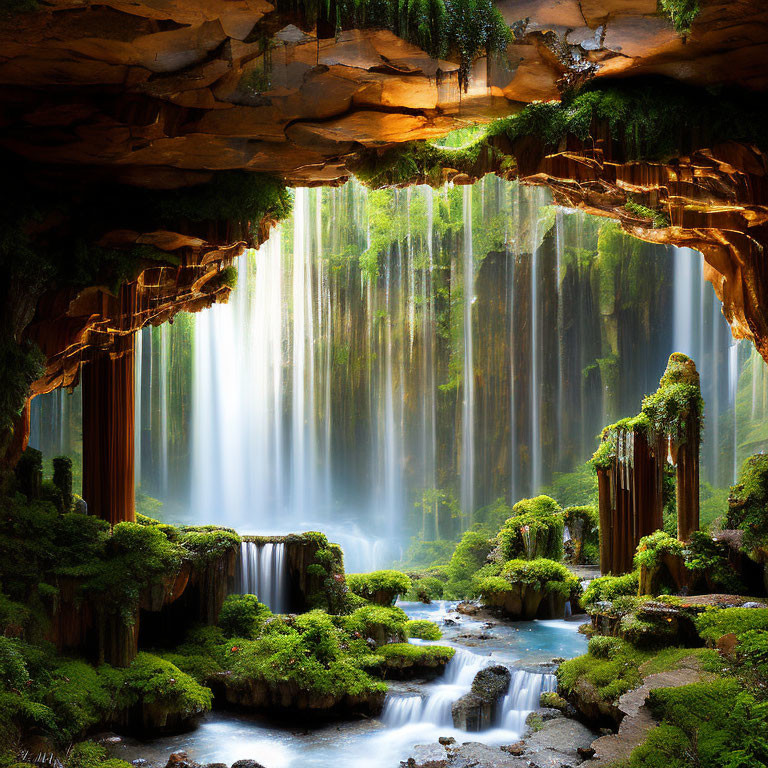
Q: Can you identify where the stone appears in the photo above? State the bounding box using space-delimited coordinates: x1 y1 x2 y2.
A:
231 762 266 768
438 736 456 745
524 716 596 757
452 665 511 731
403 744 448 768
165 754 202 768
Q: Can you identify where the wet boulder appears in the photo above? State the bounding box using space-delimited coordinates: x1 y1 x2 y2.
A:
451 665 511 731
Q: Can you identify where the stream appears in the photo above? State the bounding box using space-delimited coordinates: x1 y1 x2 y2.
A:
111 602 588 768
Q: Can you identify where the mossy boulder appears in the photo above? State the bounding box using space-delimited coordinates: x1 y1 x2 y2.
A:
498 496 564 562
562 506 599 565
375 643 455 680
345 570 411 606
476 559 579 620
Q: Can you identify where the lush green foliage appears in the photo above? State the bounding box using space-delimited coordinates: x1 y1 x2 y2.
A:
624 199 671 229
557 637 646 703
582 571 640 607
726 454 768 552
375 643 455 669
498 496 564 561
627 679 768 768
443 529 493 598
345 570 412 605
405 619 442 640
476 558 579 599
634 531 684 570
218 594 272 638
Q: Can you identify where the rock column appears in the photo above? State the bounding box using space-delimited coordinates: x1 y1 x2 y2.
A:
82 335 135 525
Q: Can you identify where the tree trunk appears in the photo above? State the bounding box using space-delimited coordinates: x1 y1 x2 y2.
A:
82 337 136 525
676 438 699 541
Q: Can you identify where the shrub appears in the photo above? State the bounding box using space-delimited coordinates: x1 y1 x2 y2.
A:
218 594 271 638
444 530 493 599
340 605 408 644
634 531 684 570
103 653 212 718
67 741 132 768
497 558 580 597
498 496 564 561
405 620 442 641
557 638 646 703
582 571 639 607
403 574 445 603
726 454 768 552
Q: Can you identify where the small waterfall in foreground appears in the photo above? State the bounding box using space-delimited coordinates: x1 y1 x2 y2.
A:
236 541 288 614
502 669 557 732
381 647 555 735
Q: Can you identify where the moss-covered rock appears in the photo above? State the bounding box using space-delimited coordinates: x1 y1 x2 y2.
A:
475 559 580 620
375 643 455 679
405 619 442 641
345 570 411 606
563 506 599 565
497 496 564 562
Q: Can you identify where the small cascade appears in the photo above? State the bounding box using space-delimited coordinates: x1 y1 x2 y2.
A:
501 669 557 733
381 694 425 727
236 541 288 614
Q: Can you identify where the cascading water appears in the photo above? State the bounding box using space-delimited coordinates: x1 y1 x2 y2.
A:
381 645 557 735
236 541 288 614
461 184 475 524
502 669 557 732
31 179 768 551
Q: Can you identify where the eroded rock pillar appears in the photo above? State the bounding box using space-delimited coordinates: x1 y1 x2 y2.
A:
82 336 135 525
676 438 700 541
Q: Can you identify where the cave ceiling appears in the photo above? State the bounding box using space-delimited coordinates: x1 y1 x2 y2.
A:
1 0 768 419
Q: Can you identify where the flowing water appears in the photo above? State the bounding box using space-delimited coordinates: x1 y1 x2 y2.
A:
29 180 768 563
236 542 288 614
110 602 587 768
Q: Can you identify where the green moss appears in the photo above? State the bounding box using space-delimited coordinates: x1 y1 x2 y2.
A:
103 652 212 717
695 607 768 645
498 496 564 561
634 531 685 570
477 558 580 599
628 680 768 768
0 341 45 449
726 454 768 552
218 594 272 638
557 637 647 703
341 604 409 643
444 529 493 598
624 199 671 229
67 742 133 768
403 574 446 602
405 619 442 641
178 526 241 567
375 643 455 669
345 570 412 605
582 571 640 608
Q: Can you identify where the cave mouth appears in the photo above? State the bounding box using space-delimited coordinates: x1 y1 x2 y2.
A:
3 2 768 766
29 175 763 570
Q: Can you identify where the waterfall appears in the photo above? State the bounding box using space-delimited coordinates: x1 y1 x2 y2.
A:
236 541 288 614
502 670 557 732
461 184 475 523
159 324 169 496
530 198 542 494
381 649 556 736
134 329 142 486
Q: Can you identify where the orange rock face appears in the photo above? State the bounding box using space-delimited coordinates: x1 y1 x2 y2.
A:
0 0 767 400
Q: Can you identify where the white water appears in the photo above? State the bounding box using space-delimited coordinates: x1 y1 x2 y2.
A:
236 541 288 614
382 643 555 733
461 184 475 523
